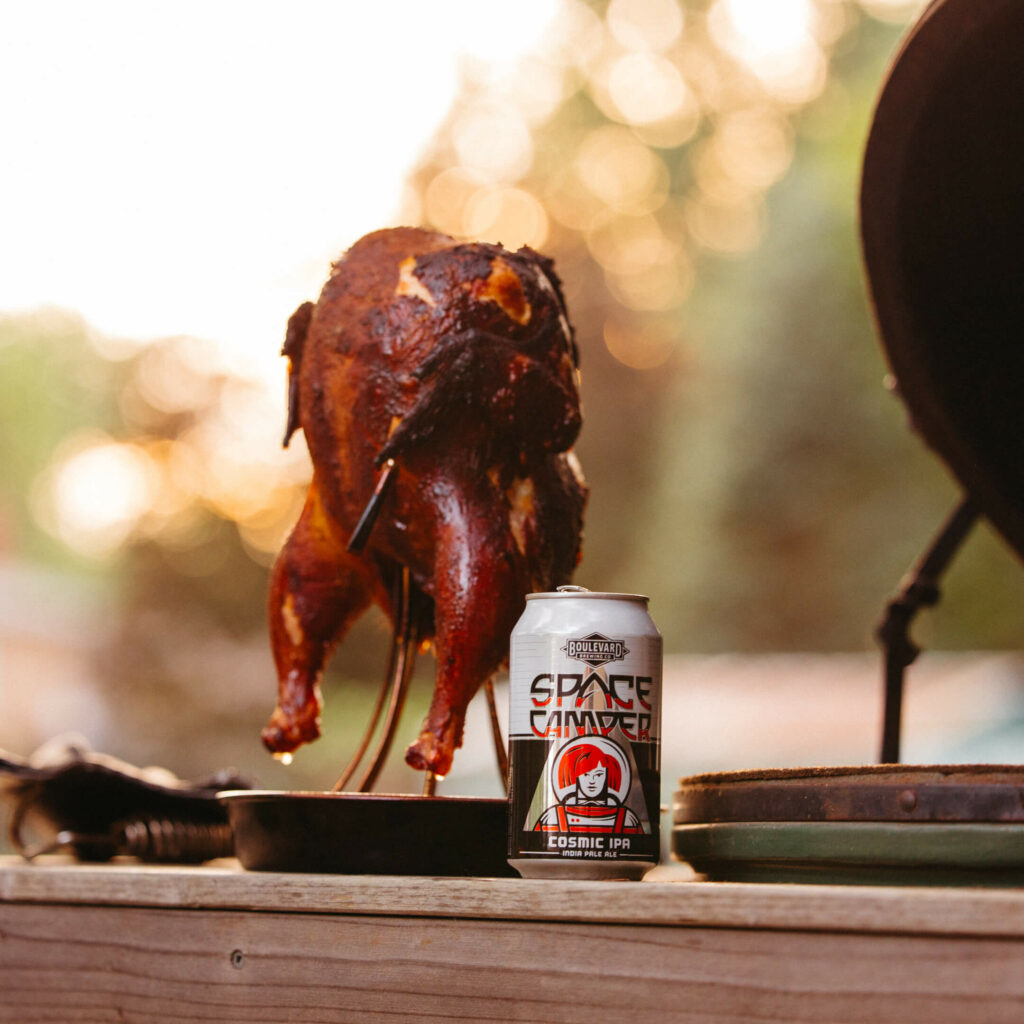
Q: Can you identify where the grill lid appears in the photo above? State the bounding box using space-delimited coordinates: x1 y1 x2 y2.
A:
860 0 1024 563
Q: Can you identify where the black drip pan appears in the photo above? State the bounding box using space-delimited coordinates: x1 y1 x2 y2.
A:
219 790 515 877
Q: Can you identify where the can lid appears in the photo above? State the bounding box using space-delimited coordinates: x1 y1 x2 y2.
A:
527 586 649 603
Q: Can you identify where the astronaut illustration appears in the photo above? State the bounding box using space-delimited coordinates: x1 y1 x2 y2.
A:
533 738 642 835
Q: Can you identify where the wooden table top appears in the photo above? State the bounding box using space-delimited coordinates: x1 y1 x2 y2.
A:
3 856 1024 938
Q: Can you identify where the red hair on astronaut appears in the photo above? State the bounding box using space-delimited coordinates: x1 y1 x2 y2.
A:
557 743 622 791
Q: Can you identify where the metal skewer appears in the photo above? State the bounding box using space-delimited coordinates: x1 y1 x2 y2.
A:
332 457 420 792
355 567 418 792
330 621 402 792
331 565 419 793
346 459 397 555
484 677 509 795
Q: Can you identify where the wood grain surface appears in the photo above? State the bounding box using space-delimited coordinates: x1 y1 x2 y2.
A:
2 858 1024 1023
3 857 1024 936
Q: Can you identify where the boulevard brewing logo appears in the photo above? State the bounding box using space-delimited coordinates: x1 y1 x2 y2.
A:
562 632 629 668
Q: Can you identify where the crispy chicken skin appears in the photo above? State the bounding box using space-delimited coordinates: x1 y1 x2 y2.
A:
262 227 587 777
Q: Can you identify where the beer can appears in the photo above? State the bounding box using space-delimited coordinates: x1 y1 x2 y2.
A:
507 586 662 880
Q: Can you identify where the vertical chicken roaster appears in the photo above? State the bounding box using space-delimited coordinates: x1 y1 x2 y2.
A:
262 227 587 779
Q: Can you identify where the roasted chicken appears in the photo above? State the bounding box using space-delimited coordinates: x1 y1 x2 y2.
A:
262 227 587 777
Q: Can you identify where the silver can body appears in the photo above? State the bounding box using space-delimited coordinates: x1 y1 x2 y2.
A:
507 588 662 880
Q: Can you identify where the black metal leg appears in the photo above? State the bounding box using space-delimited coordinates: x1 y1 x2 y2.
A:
875 497 978 763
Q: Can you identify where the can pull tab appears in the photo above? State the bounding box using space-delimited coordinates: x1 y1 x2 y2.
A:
556 585 590 593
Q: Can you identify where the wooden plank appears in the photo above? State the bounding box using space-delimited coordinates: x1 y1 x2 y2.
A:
2 901 1024 1024
3 857 1024 939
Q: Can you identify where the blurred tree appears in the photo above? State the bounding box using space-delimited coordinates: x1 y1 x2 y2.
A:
401 0 1024 652
627 8 1024 652
0 312 121 568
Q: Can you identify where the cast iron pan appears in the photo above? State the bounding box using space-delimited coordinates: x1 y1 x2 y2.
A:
673 765 1024 885
674 764 1024 824
861 0 1024 562
220 790 515 876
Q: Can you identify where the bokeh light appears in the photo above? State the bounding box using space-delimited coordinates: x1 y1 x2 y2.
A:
38 434 158 558
575 125 670 215
685 192 766 254
605 51 691 124
463 187 550 250
709 0 828 104
425 167 484 238
603 317 678 370
586 211 679 276
453 105 535 183
607 0 685 52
